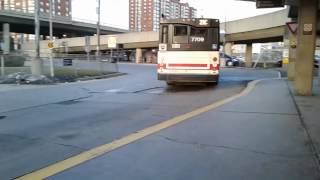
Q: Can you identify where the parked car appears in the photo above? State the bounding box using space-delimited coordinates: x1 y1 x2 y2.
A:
220 53 244 67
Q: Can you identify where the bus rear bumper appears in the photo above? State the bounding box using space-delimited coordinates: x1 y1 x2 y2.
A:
158 74 219 82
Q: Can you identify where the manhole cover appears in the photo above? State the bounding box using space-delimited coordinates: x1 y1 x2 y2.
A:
0 116 6 120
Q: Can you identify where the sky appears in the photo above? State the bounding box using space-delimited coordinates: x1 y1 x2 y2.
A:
72 0 285 29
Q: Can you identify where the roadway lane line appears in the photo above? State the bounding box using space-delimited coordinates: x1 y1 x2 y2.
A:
15 79 263 180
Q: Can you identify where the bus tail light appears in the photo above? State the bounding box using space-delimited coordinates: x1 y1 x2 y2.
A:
157 63 166 69
209 64 219 71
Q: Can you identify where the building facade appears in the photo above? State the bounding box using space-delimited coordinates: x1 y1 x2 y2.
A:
129 0 161 32
0 0 71 17
129 0 197 32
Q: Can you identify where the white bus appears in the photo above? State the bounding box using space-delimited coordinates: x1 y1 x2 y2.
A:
157 18 220 85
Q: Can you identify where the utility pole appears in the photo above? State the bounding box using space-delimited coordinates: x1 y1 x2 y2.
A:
96 0 101 59
49 0 54 77
32 0 42 75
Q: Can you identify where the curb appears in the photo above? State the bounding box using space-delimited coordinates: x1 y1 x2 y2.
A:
77 72 126 81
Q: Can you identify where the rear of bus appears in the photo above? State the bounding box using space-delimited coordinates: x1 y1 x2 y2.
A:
157 18 220 84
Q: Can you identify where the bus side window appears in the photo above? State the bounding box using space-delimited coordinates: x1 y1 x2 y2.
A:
161 25 168 43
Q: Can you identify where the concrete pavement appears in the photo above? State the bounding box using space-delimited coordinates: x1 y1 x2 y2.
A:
42 78 319 179
290 77 320 167
0 65 282 180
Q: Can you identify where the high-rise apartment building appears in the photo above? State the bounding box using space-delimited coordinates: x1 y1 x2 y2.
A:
129 0 161 32
0 0 71 17
129 0 197 32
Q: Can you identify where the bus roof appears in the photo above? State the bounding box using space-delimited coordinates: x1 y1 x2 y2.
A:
160 18 220 28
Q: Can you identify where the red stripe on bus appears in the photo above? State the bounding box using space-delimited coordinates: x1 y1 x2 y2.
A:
168 64 208 67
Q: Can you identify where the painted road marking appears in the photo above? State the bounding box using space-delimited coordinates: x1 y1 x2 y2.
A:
15 79 262 180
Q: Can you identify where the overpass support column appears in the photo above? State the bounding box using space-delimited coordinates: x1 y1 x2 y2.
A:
224 42 233 56
245 43 253 68
294 0 318 95
135 48 142 64
288 33 297 81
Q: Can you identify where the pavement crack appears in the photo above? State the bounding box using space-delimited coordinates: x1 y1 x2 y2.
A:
51 142 88 151
0 132 40 141
0 95 93 114
156 134 310 159
133 87 165 93
217 110 298 116
286 81 320 172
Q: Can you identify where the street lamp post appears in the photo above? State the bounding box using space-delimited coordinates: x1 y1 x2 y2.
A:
31 0 42 75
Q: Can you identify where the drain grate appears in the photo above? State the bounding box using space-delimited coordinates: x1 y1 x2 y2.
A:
0 116 6 120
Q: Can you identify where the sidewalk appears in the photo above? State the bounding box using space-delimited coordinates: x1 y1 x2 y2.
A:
290 78 320 164
47 78 320 180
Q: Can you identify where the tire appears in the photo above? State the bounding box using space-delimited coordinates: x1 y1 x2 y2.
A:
226 61 233 67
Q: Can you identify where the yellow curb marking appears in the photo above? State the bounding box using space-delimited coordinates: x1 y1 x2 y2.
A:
16 79 262 180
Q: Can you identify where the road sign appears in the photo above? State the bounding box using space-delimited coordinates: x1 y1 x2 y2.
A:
256 0 285 8
286 22 298 35
108 36 117 49
63 58 72 66
303 24 313 35
48 42 54 49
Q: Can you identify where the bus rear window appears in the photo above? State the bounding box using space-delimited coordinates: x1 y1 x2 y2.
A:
174 26 188 36
173 25 188 44
190 28 208 37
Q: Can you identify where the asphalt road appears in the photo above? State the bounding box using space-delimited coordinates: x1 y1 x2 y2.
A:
0 64 280 180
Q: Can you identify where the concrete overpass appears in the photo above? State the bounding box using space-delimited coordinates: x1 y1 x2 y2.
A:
24 8 293 54
22 8 298 66
221 9 290 44
0 10 128 37
239 0 320 96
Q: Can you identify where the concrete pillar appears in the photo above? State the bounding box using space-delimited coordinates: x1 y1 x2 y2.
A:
294 0 318 96
288 33 297 81
135 48 142 63
245 43 253 68
224 42 233 56
2 24 10 54
1 23 10 77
